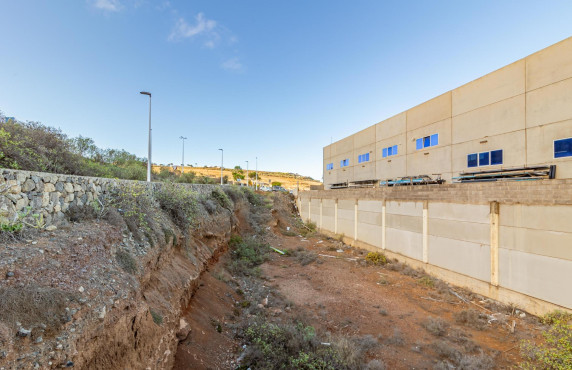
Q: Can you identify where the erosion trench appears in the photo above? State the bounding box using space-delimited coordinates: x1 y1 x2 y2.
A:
0 187 564 369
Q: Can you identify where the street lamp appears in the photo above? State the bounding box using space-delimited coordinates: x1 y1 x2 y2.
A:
246 160 249 187
256 156 258 191
180 136 187 174
140 91 152 182
218 149 224 185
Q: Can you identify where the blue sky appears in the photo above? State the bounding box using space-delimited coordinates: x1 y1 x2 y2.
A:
1 1 571 180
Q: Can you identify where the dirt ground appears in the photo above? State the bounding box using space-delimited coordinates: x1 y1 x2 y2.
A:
173 193 544 369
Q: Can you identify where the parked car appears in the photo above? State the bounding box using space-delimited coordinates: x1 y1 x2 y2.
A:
272 186 287 192
259 186 272 192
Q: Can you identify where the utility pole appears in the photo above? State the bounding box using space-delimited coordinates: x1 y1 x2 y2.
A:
255 157 258 190
140 91 152 182
180 136 187 174
246 160 249 187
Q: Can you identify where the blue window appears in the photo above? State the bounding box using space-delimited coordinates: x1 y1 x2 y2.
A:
387 146 393 156
416 134 439 150
478 152 489 166
382 148 388 158
382 145 398 158
555 138 572 158
340 159 349 167
491 150 503 165
467 154 478 168
326 163 333 170
392 145 398 155
358 153 370 163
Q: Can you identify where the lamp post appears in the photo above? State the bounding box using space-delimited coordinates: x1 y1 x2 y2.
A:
140 91 152 182
256 156 258 191
218 149 224 185
180 136 187 174
246 160 249 187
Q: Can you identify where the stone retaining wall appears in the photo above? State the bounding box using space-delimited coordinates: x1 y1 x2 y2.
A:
0 168 218 226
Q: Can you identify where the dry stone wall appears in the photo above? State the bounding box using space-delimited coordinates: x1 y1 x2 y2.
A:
0 168 218 226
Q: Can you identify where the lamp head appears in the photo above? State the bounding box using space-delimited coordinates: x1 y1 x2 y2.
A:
140 91 151 96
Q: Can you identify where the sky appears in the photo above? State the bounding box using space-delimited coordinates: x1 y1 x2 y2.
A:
0 1 571 181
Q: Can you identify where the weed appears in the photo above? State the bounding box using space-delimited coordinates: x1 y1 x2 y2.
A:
385 328 405 346
296 250 318 266
211 187 232 209
520 312 572 369
379 309 388 316
455 309 488 330
116 250 138 274
424 317 449 337
200 197 217 215
150 309 163 325
109 182 153 234
228 236 269 277
211 319 223 333
365 252 388 266
418 276 435 288
155 182 198 231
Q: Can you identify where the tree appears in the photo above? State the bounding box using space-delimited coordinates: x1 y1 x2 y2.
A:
271 181 282 187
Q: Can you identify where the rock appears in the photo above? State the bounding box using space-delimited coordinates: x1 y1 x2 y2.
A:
64 183 74 193
176 318 191 341
6 271 14 278
16 172 27 183
7 180 21 194
65 361 74 367
78 286 84 293
55 182 64 192
98 306 106 320
519 312 526 318
22 179 36 192
64 194 74 202
46 225 57 231
17 327 31 337
15 197 29 211
44 183 56 193
41 192 50 207
35 336 43 343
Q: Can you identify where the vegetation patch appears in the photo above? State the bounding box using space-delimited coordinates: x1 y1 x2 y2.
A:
154 182 198 231
228 235 270 277
365 252 387 266
423 317 449 337
454 309 488 331
116 250 138 274
150 309 163 325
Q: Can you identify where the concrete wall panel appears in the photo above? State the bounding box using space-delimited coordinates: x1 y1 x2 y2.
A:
376 112 407 141
429 218 489 245
357 223 382 248
376 155 407 180
429 202 489 224
526 119 572 165
500 204 572 233
500 226 572 261
354 125 377 148
407 92 451 131
357 200 383 213
452 95 525 144
429 235 491 281
386 228 423 260
526 37 572 91
333 136 354 157
359 210 382 226
386 214 422 233
386 201 423 217
322 215 335 231
375 133 406 158
338 218 354 238
526 77 572 128
499 248 572 309
452 60 525 116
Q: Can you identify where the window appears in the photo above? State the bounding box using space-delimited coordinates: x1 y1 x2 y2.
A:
467 150 503 168
479 152 489 166
326 163 333 170
358 153 370 163
555 138 572 158
416 134 439 150
491 150 503 165
467 154 478 168
340 159 349 167
382 145 398 158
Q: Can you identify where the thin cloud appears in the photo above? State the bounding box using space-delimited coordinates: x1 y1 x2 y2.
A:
169 13 217 43
92 0 122 12
221 57 243 72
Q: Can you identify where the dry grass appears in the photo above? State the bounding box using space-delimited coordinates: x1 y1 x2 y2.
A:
0 286 76 335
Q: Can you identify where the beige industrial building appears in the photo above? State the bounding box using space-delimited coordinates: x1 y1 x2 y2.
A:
323 37 572 188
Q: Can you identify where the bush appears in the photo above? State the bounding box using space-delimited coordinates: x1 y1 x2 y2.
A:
424 317 449 337
211 187 232 209
154 182 198 230
108 182 153 233
365 252 387 266
116 250 138 274
228 236 269 277
521 312 572 369
454 309 488 330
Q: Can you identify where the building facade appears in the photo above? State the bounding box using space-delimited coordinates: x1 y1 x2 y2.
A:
323 37 572 188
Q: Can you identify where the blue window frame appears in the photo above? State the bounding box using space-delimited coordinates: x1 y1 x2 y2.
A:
478 152 489 166
326 163 333 170
340 159 349 167
382 145 398 158
491 150 503 165
416 134 439 150
467 154 478 168
358 153 370 163
468 150 502 168
555 138 572 158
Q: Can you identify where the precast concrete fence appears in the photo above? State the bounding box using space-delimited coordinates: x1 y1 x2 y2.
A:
298 180 572 316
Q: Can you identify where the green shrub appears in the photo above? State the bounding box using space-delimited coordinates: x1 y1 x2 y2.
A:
108 182 153 232
212 187 232 209
150 309 163 325
154 182 198 230
365 252 387 266
228 236 269 276
521 312 572 369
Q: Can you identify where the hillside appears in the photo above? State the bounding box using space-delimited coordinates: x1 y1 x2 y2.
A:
153 165 322 191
